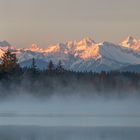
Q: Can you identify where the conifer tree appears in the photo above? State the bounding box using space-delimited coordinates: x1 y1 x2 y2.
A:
0 50 19 73
48 60 54 73
30 58 37 74
56 60 64 73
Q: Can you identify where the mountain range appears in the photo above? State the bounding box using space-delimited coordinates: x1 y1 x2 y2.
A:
0 36 140 72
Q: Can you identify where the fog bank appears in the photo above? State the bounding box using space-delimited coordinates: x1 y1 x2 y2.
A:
0 95 140 127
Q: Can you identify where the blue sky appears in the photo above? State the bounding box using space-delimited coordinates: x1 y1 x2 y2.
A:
0 0 140 47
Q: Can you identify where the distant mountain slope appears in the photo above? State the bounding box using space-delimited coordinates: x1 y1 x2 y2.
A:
120 64 140 73
20 59 48 70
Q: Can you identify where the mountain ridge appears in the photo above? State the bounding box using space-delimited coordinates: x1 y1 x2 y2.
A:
0 36 140 72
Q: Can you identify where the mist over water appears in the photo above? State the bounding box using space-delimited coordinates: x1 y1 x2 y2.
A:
0 94 140 140
0 95 140 126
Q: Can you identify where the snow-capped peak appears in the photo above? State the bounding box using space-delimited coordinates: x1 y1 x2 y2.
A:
126 36 137 43
121 36 137 47
31 43 39 50
121 36 140 51
77 37 96 47
0 40 11 47
25 44 43 52
0 40 11 57
0 40 16 51
82 37 95 43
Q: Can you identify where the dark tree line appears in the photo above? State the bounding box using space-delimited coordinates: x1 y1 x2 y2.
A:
0 50 140 98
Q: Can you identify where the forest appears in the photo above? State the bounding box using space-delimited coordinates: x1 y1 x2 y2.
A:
0 50 140 98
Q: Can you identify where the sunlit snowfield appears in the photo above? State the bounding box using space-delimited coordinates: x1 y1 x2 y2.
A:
0 95 140 140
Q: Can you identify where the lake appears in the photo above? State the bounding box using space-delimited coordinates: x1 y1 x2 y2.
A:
0 97 140 139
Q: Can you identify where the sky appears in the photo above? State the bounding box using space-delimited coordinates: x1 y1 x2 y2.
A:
0 0 140 48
